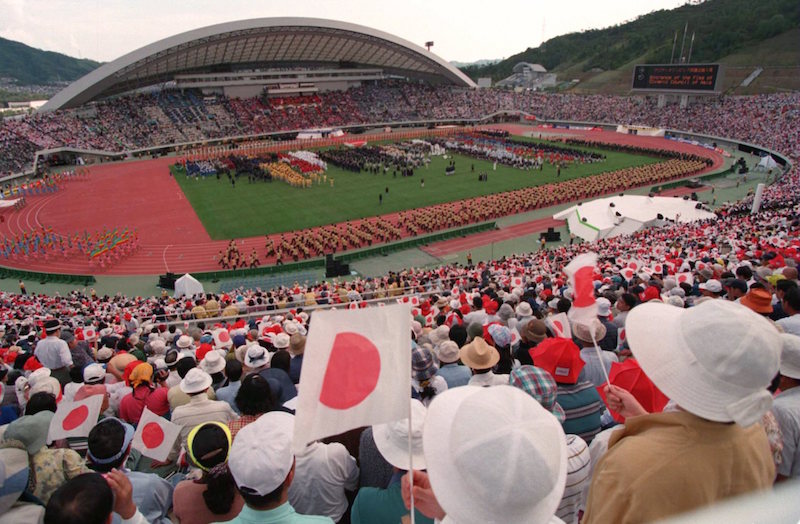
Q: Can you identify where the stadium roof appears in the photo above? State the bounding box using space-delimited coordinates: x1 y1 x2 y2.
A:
40 17 476 111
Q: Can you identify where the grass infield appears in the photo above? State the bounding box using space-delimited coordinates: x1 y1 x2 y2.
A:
172 138 659 240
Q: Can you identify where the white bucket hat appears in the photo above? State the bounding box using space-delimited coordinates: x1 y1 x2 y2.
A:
245 345 270 368
200 350 226 375
180 368 213 395
372 399 427 470
626 300 781 427
515 302 533 318
271 333 291 349
176 335 194 349
423 386 567 524
780 333 800 379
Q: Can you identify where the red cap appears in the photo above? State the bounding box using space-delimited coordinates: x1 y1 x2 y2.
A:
598 359 669 423
639 286 661 303
529 338 584 384
23 356 43 371
196 343 214 361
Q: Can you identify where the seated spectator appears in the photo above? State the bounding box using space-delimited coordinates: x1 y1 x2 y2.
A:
226 411 334 523
411 343 447 406
572 319 618 388
119 362 169 424
168 357 216 410
45 471 148 524
215 359 243 414
460 337 508 386
584 300 783 522
171 369 236 447
86 417 173 524
434 340 471 388
229 373 274 439
173 422 244 524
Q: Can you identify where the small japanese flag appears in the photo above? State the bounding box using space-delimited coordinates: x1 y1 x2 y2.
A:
620 268 635 281
676 272 694 286
294 303 411 452
617 328 627 352
409 296 420 307
565 253 598 329
348 302 359 310
212 328 233 349
511 276 524 288
48 395 103 441
132 408 181 462
547 313 572 339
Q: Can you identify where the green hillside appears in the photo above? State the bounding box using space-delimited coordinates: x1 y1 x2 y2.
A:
462 0 799 84
0 37 100 85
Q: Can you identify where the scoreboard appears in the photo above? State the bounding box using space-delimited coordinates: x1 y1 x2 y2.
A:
631 64 722 93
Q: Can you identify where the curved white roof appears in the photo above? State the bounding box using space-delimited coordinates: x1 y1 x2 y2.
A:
41 17 476 111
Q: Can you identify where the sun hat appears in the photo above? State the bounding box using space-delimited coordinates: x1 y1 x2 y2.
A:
509 366 566 423
572 319 607 345
176 335 194 349
372 399 427 470
595 297 611 317
152 358 168 373
487 324 512 348
26 368 51 390
424 386 567 524
180 368 213 395
272 333 290 349
436 340 460 364
529 338 585 385
86 418 134 466
780 333 800 379
200 350 226 375
83 363 106 384
5 411 54 454
411 344 438 382
698 279 722 294
739 288 774 314
459 337 499 370
245 345 270 368
165 349 180 369
187 421 232 472
228 411 295 496
626 300 781 427
516 302 533 318
522 318 547 343
0 446 30 514
149 339 166 355
428 325 450 347
289 334 306 356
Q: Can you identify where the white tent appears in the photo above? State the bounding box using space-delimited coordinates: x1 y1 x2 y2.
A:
173 273 204 298
755 155 778 171
554 194 716 242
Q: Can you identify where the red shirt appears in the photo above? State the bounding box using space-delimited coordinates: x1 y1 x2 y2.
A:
119 385 169 424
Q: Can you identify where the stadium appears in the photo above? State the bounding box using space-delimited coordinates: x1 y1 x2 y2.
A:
0 7 799 524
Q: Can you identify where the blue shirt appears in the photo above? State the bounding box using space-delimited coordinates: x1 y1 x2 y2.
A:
436 363 472 388
113 470 173 524
214 501 333 524
216 380 242 414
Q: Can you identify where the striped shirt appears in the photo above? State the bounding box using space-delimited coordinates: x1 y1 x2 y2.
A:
556 435 591 524
557 381 604 444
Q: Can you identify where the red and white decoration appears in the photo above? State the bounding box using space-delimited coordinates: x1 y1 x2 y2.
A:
132 408 181 462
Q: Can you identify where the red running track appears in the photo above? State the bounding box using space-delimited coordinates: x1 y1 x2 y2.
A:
422 217 566 257
0 127 723 275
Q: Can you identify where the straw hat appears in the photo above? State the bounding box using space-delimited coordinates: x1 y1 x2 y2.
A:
459 337 499 370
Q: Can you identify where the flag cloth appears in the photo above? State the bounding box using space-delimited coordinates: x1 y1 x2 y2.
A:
564 252 598 329
47 395 103 441
132 408 181 462
293 303 411 452
547 313 572 339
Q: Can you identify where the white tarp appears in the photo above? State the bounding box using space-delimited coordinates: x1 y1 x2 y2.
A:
756 155 778 171
173 273 204 298
554 194 716 242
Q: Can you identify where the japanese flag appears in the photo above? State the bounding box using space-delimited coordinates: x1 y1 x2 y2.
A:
617 327 627 352
48 395 103 441
348 302 359 310
620 268 635 281
511 276 524 288
565 252 598 330
294 303 411 452
212 328 233 349
547 313 572 339
676 272 694 286
132 408 181 462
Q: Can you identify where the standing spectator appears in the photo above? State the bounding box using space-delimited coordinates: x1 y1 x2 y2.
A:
34 320 73 387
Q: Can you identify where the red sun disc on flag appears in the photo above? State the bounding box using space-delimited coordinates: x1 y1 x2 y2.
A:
678 274 688 283
319 332 381 410
62 405 89 431
218 331 230 342
141 422 165 449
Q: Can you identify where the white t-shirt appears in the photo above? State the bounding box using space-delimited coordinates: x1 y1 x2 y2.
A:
288 441 359 522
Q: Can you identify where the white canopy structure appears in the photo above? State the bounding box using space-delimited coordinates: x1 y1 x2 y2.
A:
756 155 778 171
554 194 716 242
173 273 204 298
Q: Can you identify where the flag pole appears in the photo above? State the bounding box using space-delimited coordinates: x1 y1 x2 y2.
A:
589 327 612 389
408 395 416 524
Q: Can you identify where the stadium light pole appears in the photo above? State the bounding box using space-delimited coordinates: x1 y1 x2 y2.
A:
425 41 434 51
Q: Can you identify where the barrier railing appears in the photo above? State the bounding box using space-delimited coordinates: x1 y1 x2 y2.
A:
0 267 95 286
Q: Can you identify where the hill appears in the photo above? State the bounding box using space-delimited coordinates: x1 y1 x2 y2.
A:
0 36 101 86
462 0 799 92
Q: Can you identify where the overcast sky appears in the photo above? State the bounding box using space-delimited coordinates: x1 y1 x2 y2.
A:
1 0 687 63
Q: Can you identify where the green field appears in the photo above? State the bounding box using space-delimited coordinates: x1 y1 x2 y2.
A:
173 139 660 240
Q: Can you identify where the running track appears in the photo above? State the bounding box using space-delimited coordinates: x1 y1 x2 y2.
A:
0 127 723 275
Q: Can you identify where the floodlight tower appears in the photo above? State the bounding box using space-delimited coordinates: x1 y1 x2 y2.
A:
425 41 434 51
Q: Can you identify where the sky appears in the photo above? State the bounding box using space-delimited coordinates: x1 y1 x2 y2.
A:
0 0 687 64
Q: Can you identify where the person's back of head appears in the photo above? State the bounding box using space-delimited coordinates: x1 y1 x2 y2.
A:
448 324 467 347
471 296 483 310
776 279 798 295
556 298 572 314
783 287 800 314
45 472 112 524
87 418 133 473
225 359 243 382
235 374 274 416
270 350 291 373
176 356 197 379
25 391 57 415
736 265 753 281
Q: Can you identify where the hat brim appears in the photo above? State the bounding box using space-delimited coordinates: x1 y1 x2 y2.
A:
423 386 566 524
626 302 757 423
372 424 426 471
740 296 773 314
180 373 213 394
203 360 226 375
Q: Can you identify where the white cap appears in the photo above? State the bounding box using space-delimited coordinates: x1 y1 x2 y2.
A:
228 411 295 495
780 333 800 379
150 339 166 355
176 335 194 349
83 363 106 384
272 333 290 349
423 386 567 524
596 297 611 317
372 399 427 470
180 368 213 394
626 300 781 427
699 279 722 293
